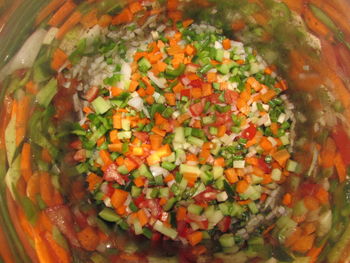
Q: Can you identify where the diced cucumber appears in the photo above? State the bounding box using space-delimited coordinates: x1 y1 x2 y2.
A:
215 178 225 190
188 204 203 215
271 168 282 181
202 116 215 125
211 140 221 156
217 64 230 75
153 220 178 239
286 160 299 172
219 233 235 248
213 166 224 179
209 126 218 135
180 164 201 175
117 165 129 175
219 202 232 216
99 208 121 222
131 186 141 198
175 149 186 163
240 185 261 201
91 96 112 114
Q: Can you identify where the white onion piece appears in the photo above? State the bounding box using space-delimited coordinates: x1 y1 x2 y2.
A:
147 71 166 89
128 96 144 111
0 28 47 81
150 165 169 177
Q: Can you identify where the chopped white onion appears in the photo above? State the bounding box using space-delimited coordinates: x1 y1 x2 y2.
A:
128 96 144 111
150 165 169 177
147 71 166 89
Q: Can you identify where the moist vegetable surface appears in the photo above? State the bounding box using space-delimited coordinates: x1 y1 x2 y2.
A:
0 0 350 262
68 18 296 248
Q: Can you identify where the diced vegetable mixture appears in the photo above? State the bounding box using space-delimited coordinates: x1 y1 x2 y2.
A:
68 17 296 247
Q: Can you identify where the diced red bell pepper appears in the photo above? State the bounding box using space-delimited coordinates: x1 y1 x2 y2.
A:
242 124 257 140
224 90 239 105
218 216 231 232
189 101 204 116
332 125 350 165
104 163 125 185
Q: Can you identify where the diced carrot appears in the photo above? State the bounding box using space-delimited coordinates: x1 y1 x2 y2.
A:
202 83 212 97
56 11 82 40
36 0 65 25
113 113 122 129
260 137 273 151
112 8 133 25
217 125 226 138
222 39 231 50
116 205 127 215
86 173 103 191
99 150 113 166
137 209 149 226
20 143 32 182
111 189 129 209
134 177 145 187
187 231 203 246
183 172 198 187
334 152 346 182
129 1 143 14
116 156 124 166
41 148 52 163
225 169 238 184
272 149 290 167
26 172 40 202
282 193 292 206
183 19 194 28
155 112 167 125
152 126 166 137
231 19 246 31
25 81 38 94
33 231 56 263
303 222 316 235
44 231 71 263
245 157 258 166
40 172 55 207
124 158 137 171
164 93 176 106
304 196 320 211
315 187 329 204
285 227 302 247
214 157 225 167
109 130 119 144
236 180 249 193
132 147 144 156
150 134 163 150
307 244 325 263
261 89 277 103
111 86 123 97
186 153 198 162
16 96 30 146
98 14 112 27
77 226 100 251
238 200 251 205
173 82 184 93
159 197 167 206
164 174 175 183
291 234 315 253
38 211 53 232
270 122 279 136
51 48 68 71
206 72 217 83
176 206 187 221
48 1 76 27
185 44 195 56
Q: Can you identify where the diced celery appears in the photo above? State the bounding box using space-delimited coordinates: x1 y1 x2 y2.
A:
248 202 258 214
174 127 185 143
138 57 152 72
193 183 206 197
117 165 129 175
91 96 112 114
138 164 152 178
293 200 307 217
161 161 176 171
280 135 290 145
215 178 225 190
99 208 121 222
187 136 204 147
153 220 178 239
188 203 203 215
162 152 176 162
159 188 170 198
131 186 141 198
200 171 213 185
213 166 224 179
133 219 143 235
215 49 224 62
202 116 215 125
217 64 230 74
36 78 58 107
219 233 235 248
219 202 232 216
163 197 177 211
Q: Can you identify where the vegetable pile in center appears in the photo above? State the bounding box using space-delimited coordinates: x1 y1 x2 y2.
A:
71 20 296 247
